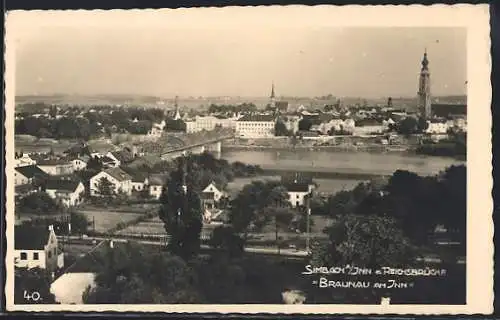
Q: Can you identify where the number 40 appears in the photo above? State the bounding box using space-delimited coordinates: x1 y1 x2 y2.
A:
24 290 41 302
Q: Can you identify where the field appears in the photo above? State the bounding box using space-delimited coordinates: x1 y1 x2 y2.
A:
78 204 157 233
116 215 165 235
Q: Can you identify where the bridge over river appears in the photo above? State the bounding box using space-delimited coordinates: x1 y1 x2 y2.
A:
159 134 234 160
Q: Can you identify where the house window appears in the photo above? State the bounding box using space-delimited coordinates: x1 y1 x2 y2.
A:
20 252 27 260
33 252 39 260
48 251 52 258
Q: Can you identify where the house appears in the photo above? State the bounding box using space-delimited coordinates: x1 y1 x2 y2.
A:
236 114 276 138
100 155 120 168
426 119 449 134
15 184 38 200
38 159 74 176
15 153 37 168
71 155 90 171
90 167 133 196
148 174 166 199
131 173 149 192
14 165 48 186
282 174 315 207
14 225 64 273
44 178 85 207
281 115 301 135
147 120 166 138
201 181 226 209
353 119 387 136
107 150 135 166
64 142 93 158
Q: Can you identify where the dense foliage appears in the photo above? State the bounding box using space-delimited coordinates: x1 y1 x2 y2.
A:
15 267 57 304
15 104 168 139
207 103 257 114
16 192 63 215
158 158 203 261
82 241 201 303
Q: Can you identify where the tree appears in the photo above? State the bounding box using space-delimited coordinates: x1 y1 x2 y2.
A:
158 157 203 261
264 206 295 253
86 156 103 172
70 211 89 234
313 214 415 269
298 118 313 131
96 177 114 197
15 267 57 304
417 117 429 132
229 180 284 238
16 192 62 215
208 225 244 258
83 241 202 303
274 120 289 136
396 117 419 135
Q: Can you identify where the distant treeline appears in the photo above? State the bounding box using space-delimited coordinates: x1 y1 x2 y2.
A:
14 103 185 139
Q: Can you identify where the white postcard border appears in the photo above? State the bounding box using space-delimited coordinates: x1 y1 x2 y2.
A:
4 4 493 314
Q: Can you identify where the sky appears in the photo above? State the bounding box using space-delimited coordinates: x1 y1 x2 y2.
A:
9 9 467 99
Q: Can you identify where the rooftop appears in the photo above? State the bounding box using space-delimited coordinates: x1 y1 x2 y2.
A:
45 179 82 192
15 225 52 250
15 165 48 179
237 114 275 122
104 167 132 182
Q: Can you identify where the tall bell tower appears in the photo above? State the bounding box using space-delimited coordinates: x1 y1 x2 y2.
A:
417 49 432 118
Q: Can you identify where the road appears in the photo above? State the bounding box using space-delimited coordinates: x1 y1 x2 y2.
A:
58 235 310 258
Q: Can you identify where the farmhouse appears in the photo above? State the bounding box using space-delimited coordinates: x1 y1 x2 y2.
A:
131 173 149 192
281 174 315 208
200 181 226 210
71 155 90 171
45 178 85 207
14 165 48 186
90 167 133 196
148 174 167 200
14 225 64 273
38 159 74 176
15 153 37 168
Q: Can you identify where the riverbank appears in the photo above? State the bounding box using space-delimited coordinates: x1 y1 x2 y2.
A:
260 168 385 180
223 144 411 153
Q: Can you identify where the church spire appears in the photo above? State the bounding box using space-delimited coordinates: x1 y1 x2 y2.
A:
421 48 429 71
174 96 181 120
417 49 431 118
270 82 275 99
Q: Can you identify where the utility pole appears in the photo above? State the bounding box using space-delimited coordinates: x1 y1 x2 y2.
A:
306 197 311 254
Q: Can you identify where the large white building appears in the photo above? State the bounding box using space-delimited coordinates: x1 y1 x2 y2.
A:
185 115 238 133
90 167 133 196
236 114 276 138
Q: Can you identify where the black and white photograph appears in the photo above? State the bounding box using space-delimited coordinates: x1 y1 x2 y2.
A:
4 5 493 314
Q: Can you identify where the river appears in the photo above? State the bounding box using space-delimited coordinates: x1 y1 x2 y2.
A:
221 149 465 177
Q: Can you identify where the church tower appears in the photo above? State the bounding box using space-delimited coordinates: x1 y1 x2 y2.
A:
270 82 276 109
173 96 181 120
417 49 432 118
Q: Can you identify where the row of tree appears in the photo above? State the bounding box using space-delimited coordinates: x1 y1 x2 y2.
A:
207 103 257 114
14 105 187 139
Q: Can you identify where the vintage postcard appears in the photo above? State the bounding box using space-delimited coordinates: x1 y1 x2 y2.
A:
4 4 493 314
